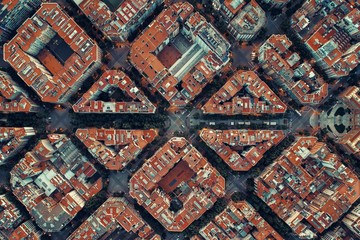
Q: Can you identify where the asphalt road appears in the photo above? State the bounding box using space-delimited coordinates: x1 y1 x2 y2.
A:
47 107 72 131
191 117 289 129
231 43 254 69
108 170 130 194
107 46 131 70
226 173 250 196
289 109 314 132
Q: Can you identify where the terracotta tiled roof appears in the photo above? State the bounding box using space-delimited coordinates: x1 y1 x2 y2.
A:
202 70 287 115
129 137 225 232
200 201 283 240
292 1 360 78
0 127 35 164
200 129 285 171
0 194 23 230
229 0 266 40
76 128 157 170
337 86 360 155
0 71 39 112
73 70 156 113
259 34 328 105
129 2 230 107
68 197 159 240
75 0 163 41
3 3 102 103
10 134 103 232
255 136 360 237
8 220 42 240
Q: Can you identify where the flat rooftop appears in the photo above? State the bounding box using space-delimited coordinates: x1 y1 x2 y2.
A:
102 0 123 12
37 49 63 75
46 34 74 64
158 160 196 194
157 44 182 69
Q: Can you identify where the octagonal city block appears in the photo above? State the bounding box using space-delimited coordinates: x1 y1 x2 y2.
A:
130 2 230 107
129 137 225 232
3 3 102 104
10 134 103 232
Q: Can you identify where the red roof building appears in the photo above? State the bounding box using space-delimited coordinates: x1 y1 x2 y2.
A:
8 220 42 240
200 129 285 171
343 203 360 237
0 194 23 230
3 3 102 103
0 127 35 165
212 0 246 18
10 134 103 232
75 128 157 170
202 70 287 115
130 2 230 107
337 86 360 156
67 197 160 240
129 137 225 232
73 70 156 113
255 136 360 238
258 34 328 105
292 1 359 78
212 0 266 41
0 0 42 42
199 201 283 240
339 86 360 111
0 71 39 112
74 0 163 42
321 226 352 240
228 0 266 41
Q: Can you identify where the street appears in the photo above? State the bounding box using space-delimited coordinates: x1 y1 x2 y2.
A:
226 173 250 196
289 108 315 133
191 116 290 129
107 46 132 70
108 170 130 195
47 107 72 131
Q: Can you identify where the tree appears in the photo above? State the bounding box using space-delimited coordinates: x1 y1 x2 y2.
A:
231 192 245 202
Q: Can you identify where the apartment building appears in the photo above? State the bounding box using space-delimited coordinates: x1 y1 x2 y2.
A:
130 2 230 107
10 134 103 232
228 0 266 41
76 128 157 170
255 136 360 238
74 0 163 41
0 194 23 230
8 220 42 240
337 86 360 156
212 0 266 41
0 71 39 112
202 70 287 115
200 129 285 171
129 137 225 232
258 34 328 105
292 0 359 78
73 70 156 114
4 3 102 103
0 127 36 165
343 203 360 237
0 0 42 42
68 197 160 240
199 201 283 240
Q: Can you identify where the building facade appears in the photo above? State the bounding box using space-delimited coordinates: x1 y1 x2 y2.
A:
343 204 360 237
0 0 42 42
